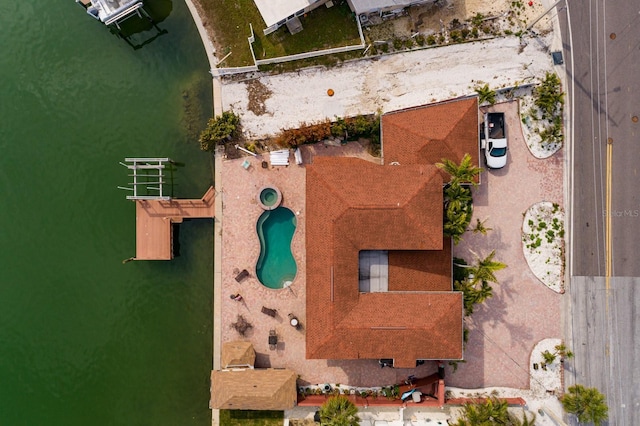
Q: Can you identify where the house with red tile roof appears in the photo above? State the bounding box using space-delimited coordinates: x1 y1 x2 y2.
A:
305 97 479 368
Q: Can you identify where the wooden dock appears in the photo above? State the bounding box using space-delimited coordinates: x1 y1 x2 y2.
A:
133 186 215 260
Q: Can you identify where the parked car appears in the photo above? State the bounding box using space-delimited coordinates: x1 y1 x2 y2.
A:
480 112 508 169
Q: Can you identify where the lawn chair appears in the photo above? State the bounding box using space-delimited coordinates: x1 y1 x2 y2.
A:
268 329 278 350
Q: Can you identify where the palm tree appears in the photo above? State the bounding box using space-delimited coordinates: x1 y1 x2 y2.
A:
444 207 472 245
469 250 507 285
445 183 473 211
319 395 360 426
561 384 609 426
475 83 497 105
470 217 493 235
437 153 483 186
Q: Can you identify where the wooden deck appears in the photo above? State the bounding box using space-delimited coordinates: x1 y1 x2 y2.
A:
134 186 215 260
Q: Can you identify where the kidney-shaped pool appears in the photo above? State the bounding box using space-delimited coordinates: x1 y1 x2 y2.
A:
256 206 297 289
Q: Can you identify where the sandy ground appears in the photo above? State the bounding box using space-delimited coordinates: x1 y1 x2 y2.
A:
215 0 557 140
222 35 555 139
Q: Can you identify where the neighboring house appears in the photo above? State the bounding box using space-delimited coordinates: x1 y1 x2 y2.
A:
210 341 297 410
253 0 442 34
305 97 479 369
348 0 438 22
254 0 330 34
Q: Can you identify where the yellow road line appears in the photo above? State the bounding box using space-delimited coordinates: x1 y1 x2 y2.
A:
605 141 613 291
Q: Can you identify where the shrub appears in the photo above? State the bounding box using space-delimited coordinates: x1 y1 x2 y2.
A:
471 12 485 27
415 34 425 46
450 30 462 42
426 35 436 45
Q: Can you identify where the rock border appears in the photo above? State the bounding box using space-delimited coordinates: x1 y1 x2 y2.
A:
522 201 565 293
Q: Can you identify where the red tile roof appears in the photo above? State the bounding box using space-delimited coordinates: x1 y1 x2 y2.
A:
382 97 480 173
306 157 463 368
305 98 478 367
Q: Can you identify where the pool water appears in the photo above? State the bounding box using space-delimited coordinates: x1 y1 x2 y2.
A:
260 188 278 206
256 207 297 289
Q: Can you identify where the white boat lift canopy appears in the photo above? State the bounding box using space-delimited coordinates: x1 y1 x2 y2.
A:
78 0 146 27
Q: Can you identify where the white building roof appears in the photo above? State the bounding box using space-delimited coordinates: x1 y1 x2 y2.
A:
349 0 430 15
253 0 316 28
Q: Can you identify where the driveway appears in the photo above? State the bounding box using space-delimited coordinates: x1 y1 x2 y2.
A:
450 100 564 389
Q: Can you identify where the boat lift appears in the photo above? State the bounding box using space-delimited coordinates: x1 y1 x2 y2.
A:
118 158 174 201
76 0 151 29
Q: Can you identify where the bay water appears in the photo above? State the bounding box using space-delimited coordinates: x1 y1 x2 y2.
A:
0 1 214 424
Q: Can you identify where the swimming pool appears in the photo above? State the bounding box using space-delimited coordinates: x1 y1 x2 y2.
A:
256 206 297 289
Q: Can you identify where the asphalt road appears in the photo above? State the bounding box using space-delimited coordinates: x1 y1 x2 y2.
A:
566 0 640 277
561 0 640 424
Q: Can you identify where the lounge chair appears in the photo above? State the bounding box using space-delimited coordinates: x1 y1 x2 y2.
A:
261 306 277 317
235 269 249 282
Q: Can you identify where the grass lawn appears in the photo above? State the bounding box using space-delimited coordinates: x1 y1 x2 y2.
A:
253 2 361 60
193 0 360 67
219 409 284 426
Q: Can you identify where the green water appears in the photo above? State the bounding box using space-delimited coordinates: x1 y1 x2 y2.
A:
0 1 214 425
256 207 297 289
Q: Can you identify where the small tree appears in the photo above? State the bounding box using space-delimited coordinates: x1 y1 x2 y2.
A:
469 250 507 285
475 83 497 105
319 395 360 426
561 385 608 426
199 111 240 151
541 343 574 364
470 217 493 234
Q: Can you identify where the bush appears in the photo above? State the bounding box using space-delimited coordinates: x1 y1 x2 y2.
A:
426 35 436 45
450 30 462 42
274 115 380 148
471 12 485 27
415 34 425 46
199 111 240 151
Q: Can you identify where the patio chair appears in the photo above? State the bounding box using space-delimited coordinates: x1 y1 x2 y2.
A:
261 306 277 318
268 329 278 350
